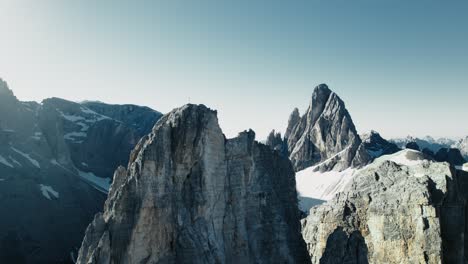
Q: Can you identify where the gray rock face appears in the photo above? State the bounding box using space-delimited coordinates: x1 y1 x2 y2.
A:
0 79 161 263
82 101 162 137
359 131 400 159
77 104 310 264
285 84 370 171
265 129 287 156
453 136 468 160
405 141 420 151
285 108 300 139
434 148 466 166
301 149 468 263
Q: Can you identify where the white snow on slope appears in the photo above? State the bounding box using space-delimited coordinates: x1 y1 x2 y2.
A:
457 163 468 172
39 184 59 200
296 149 429 212
372 149 426 167
76 122 89 131
11 147 41 168
31 131 42 140
80 106 100 115
9 156 22 167
296 167 356 202
58 108 110 124
58 110 86 122
78 170 111 193
64 132 87 142
0 155 14 168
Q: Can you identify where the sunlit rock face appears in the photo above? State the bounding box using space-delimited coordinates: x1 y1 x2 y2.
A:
77 104 310 264
301 149 468 264
285 84 370 172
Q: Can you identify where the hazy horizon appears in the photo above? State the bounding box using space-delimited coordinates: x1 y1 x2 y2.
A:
1 0 467 139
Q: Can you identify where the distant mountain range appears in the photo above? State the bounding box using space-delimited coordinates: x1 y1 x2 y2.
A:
1 77 467 264
0 79 161 263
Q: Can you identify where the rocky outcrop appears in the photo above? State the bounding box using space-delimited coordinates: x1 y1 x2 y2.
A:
453 136 468 160
0 79 161 263
301 149 468 263
77 104 310 264
434 148 466 166
405 141 420 151
360 130 400 159
265 130 287 156
285 84 370 172
285 108 300 139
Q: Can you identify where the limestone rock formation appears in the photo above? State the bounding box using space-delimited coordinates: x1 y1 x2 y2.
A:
77 104 310 264
285 84 370 172
265 129 287 156
301 149 467 263
285 108 300 139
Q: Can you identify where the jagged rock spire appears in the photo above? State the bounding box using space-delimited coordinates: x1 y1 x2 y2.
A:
285 84 370 171
285 108 300 139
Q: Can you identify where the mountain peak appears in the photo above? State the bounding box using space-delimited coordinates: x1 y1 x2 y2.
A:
313 83 331 93
77 104 309 263
0 78 17 100
285 84 369 171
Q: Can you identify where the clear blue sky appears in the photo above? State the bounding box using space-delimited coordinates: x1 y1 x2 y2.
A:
0 0 467 139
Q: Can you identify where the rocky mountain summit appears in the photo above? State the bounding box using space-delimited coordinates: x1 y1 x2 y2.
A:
453 136 468 160
0 79 161 263
282 84 370 172
301 149 468 263
359 130 400 158
77 104 310 264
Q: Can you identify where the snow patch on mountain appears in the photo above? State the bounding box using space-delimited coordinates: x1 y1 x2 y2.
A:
458 163 468 172
58 108 111 124
9 156 22 167
0 155 14 168
39 184 59 200
64 132 87 142
77 170 111 194
58 110 86 122
296 167 356 211
374 149 426 167
76 122 89 132
11 147 40 168
296 149 431 212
